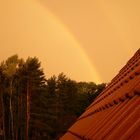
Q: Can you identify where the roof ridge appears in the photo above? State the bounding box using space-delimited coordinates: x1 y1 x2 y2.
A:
86 52 140 110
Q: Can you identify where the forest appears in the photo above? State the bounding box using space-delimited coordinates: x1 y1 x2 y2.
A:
0 55 106 140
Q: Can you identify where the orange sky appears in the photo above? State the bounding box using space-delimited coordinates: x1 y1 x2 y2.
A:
0 0 140 83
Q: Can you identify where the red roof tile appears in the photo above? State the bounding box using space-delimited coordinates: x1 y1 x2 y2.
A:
60 49 140 140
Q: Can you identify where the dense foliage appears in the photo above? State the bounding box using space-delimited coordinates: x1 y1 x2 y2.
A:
0 55 106 140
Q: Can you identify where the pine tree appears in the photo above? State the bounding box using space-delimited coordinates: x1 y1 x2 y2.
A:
23 57 46 140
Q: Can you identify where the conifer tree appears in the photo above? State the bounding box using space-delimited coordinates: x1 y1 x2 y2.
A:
23 57 46 140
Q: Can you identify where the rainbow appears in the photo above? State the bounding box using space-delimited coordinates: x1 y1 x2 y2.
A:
36 0 102 83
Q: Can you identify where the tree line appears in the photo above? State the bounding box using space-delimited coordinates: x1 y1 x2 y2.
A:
0 55 106 140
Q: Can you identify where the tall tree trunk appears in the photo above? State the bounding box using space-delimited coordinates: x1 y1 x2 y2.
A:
16 94 23 140
9 80 14 140
0 87 6 140
26 81 30 140
19 94 23 140
16 93 21 140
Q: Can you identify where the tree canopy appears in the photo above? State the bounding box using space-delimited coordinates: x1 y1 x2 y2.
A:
0 55 106 140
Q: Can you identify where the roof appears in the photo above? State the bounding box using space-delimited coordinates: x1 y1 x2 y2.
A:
60 49 140 140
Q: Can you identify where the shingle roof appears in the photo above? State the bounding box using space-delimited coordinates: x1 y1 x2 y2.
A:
60 49 140 140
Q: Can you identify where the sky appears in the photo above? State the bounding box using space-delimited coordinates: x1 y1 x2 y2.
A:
0 0 140 83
